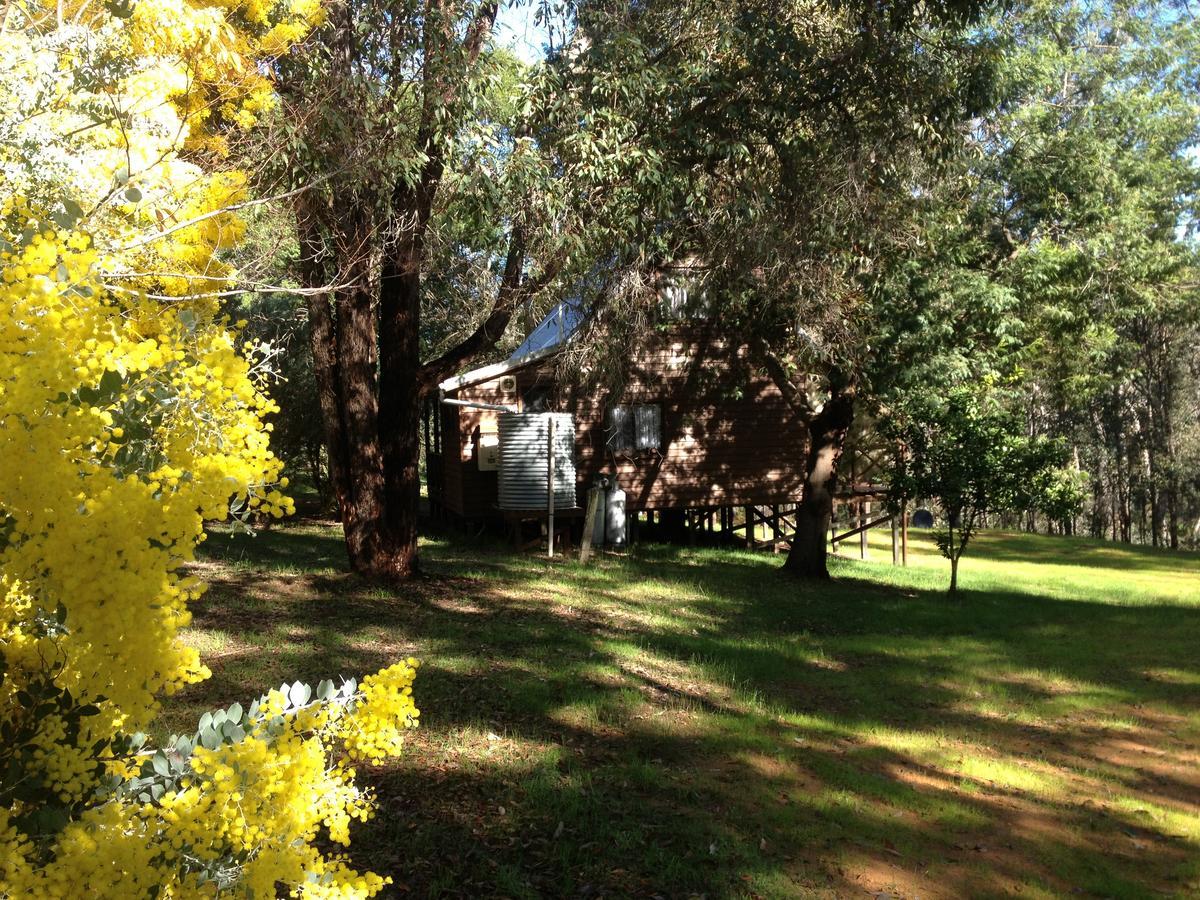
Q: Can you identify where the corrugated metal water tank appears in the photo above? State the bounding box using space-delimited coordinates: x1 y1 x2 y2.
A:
497 412 577 510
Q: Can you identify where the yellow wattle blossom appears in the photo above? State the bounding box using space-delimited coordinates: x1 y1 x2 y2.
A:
1 0 417 895
340 660 423 764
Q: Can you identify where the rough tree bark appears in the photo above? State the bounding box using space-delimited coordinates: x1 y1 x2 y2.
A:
782 380 856 579
298 200 351 517
756 347 857 579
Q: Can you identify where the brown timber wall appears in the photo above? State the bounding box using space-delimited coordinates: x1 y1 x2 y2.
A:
438 328 809 517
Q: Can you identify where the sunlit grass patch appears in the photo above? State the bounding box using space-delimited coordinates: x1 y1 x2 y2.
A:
1109 796 1200 843
843 526 1200 605
953 754 1066 794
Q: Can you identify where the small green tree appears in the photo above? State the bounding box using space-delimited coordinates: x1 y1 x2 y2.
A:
886 386 1083 593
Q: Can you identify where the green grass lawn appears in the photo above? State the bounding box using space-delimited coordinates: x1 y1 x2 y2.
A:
169 520 1200 899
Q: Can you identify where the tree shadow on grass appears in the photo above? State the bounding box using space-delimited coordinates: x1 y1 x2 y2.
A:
174 531 1200 898
199 519 349 572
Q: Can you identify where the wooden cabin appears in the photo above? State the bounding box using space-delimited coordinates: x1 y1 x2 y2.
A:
423 308 810 539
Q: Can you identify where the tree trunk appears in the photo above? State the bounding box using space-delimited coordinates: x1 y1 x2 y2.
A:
299 204 353 534
1117 436 1132 542
949 554 959 594
1168 483 1179 550
306 441 324 505
300 200 411 579
285 0 513 582
783 380 856 579
380 393 423 576
1089 444 1106 538
377 255 424 580
335 268 394 575
1149 452 1162 549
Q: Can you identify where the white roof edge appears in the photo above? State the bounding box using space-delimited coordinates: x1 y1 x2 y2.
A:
438 343 562 393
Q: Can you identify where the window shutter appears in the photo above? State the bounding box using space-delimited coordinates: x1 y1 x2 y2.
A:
634 404 661 450
606 406 632 450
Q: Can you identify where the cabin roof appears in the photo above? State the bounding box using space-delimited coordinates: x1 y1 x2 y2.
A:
437 343 561 393
438 301 581 393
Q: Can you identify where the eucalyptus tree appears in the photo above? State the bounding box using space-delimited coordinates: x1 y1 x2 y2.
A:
960 0 1200 546
719 7 1001 579
265 0 656 577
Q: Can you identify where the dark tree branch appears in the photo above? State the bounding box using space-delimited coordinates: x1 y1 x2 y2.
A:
751 338 817 420
419 227 565 393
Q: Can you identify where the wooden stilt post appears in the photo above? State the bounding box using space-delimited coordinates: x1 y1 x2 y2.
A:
901 499 909 566
830 499 839 553
891 513 899 565
744 506 753 548
579 486 601 563
859 500 868 559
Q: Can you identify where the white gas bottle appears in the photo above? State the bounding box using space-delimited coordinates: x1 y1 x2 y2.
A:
606 484 627 548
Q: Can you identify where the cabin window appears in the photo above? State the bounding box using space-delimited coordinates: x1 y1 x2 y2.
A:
659 272 708 320
606 405 632 450
634 404 662 450
606 404 661 452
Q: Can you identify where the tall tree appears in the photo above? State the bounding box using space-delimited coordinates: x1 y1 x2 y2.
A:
560 0 1000 577
271 1 598 577
962 0 1200 547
